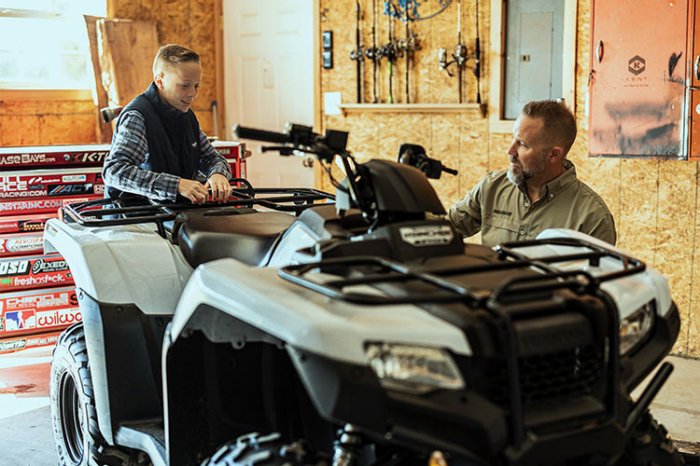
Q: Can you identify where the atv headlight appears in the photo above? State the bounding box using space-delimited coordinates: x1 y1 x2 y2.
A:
365 343 465 395
620 301 655 356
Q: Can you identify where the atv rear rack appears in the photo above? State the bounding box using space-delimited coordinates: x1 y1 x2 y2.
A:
61 182 335 229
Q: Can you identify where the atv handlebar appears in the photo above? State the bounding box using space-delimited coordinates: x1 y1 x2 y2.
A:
232 123 348 162
232 125 289 144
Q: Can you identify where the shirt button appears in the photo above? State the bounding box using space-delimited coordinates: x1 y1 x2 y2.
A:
549 193 554 199
519 230 525 235
524 202 530 207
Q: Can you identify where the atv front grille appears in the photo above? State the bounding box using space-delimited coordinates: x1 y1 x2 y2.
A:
474 344 605 406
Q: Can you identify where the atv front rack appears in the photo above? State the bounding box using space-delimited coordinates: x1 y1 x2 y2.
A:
61 182 335 229
279 237 644 306
280 237 646 449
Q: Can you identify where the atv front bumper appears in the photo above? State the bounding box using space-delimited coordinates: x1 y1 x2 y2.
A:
290 302 680 466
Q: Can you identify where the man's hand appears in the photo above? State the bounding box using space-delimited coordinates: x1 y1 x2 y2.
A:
177 178 209 204
206 173 232 203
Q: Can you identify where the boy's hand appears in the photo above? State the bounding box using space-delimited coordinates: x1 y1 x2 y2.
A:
177 178 209 204
206 173 232 203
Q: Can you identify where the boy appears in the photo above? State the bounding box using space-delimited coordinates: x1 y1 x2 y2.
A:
103 44 232 204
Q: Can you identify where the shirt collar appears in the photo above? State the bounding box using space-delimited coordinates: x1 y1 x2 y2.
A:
542 159 576 199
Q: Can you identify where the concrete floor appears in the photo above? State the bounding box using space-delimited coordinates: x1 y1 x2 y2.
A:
0 349 699 466
0 346 56 466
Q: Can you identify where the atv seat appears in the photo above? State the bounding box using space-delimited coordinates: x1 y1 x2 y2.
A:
177 209 296 268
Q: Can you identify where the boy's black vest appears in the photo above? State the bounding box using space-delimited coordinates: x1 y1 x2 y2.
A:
106 82 201 199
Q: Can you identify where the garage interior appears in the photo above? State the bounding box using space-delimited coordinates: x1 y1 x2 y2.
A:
2 0 700 465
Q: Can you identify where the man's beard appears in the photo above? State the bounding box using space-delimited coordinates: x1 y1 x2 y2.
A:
507 151 547 186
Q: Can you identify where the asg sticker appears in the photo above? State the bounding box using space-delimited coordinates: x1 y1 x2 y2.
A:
399 225 454 247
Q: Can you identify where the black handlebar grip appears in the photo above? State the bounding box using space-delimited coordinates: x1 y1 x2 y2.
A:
232 125 289 144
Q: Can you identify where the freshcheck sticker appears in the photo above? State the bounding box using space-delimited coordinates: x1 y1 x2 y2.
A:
399 225 454 247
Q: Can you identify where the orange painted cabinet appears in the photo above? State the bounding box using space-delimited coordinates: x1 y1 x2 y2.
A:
589 0 697 159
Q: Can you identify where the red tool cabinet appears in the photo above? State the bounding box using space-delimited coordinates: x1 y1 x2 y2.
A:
0 141 246 353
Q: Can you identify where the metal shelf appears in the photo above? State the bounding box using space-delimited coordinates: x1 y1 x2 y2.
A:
338 103 487 117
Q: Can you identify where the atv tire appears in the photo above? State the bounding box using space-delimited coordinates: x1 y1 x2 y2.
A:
202 432 328 466
50 323 151 466
617 411 684 466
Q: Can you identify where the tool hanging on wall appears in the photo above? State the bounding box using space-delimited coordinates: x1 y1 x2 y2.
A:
360 0 452 104
380 1 400 104
396 1 421 103
474 0 482 105
364 0 380 103
404 0 453 21
349 0 365 103
437 0 468 103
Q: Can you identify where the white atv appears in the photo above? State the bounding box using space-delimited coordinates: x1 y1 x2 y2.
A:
44 123 683 466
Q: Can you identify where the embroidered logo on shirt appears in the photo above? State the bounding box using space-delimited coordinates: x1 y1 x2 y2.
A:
493 209 512 216
191 141 197 148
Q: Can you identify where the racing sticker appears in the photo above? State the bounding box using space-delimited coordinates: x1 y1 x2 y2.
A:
0 195 102 216
0 232 44 257
0 213 56 234
0 331 61 354
0 254 73 292
0 144 110 169
399 225 455 247
0 337 26 353
0 169 103 200
0 286 80 338
4 309 36 331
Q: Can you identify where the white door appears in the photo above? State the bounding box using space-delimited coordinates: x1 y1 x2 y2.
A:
223 0 315 188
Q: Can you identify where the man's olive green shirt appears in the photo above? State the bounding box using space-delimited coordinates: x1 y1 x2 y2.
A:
447 160 616 247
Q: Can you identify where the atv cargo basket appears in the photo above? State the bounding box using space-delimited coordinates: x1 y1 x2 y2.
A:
60 181 335 231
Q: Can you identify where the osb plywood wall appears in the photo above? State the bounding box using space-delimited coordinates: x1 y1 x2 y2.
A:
318 0 700 357
0 0 221 147
0 99 98 146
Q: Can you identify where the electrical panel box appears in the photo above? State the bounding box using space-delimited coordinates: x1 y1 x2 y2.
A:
504 0 565 120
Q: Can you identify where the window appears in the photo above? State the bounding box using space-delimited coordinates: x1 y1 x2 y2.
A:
0 1 106 90
489 0 577 131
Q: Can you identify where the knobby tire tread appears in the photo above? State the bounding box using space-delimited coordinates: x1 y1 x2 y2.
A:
51 323 151 466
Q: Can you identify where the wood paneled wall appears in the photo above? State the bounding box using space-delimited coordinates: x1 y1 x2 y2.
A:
0 0 222 147
318 0 700 356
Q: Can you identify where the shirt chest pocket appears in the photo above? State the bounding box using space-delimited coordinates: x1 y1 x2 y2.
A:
483 213 522 243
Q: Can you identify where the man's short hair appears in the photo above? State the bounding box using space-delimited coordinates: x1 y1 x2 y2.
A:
153 44 200 76
521 100 577 155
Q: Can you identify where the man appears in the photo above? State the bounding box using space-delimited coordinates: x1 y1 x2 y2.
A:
448 100 616 246
103 44 232 204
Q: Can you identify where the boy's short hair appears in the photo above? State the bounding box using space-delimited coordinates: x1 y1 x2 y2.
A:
521 99 577 156
153 44 201 76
